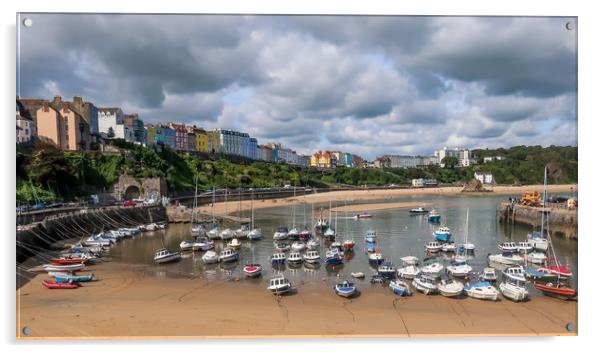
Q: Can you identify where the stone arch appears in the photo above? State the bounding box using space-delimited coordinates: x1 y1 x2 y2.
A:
124 185 141 200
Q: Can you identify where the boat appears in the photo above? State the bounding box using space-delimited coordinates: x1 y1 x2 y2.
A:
342 207 355 252
437 278 464 297
43 263 86 272
441 242 457 252
218 248 239 263
446 256 472 278
377 262 396 279
479 267 497 282
180 240 194 251
399 256 419 265
527 251 547 264
42 280 80 289
517 241 534 252
498 242 518 252
334 280 357 298
273 227 289 240
291 241 306 252
409 207 429 214
287 251 303 264
370 274 386 284
235 225 250 239
397 263 421 279
527 231 549 252
389 279 412 296
307 238 320 250
428 209 441 223
353 212 373 219
287 228 300 240
458 209 476 252
366 242 376 253
524 267 548 280
49 258 87 265
207 226 221 240
330 241 343 251
144 223 159 231
219 228 234 240
303 250 321 264
227 238 242 250
207 188 221 240
488 252 523 266
190 223 206 236
325 251 343 265
271 252 287 266
351 272 365 279
192 236 214 251
420 261 444 276
500 270 529 302
299 229 312 240
153 248 181 264
413 274 438 295
365 229 377 243
425 241 442 252
368 252 384 265
535 281 577 300
84 234 113 247
464 281 499 301
504 266 526 281
538 265 573 279
433 226 452 242
201 250 219 264
54 273 94 283
267 275 292 295
248 228 262 240
323 227 336 241
242 263 262 278
274 242 291 252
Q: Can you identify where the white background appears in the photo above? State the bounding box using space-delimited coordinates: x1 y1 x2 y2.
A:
1 0 598 351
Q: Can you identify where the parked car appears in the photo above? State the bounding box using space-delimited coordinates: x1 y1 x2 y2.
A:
122 200 137 207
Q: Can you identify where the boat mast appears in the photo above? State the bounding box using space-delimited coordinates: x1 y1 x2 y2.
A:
238 183 242 227
191 172 198 230
292 186 296 228
543 166 562 281
251 190 255 230
465 208 469 245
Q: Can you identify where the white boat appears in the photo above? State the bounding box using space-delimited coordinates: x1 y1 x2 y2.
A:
399 256 419 265
351 272 365 279
389 280 412 296
220 228 234 240
413 274 438 295
368 252 384 265
273 227 289 240
248 228 262 240
425 241 442 252
446 256 472 277
409 207 429 214
306 239 320 250
441 242 457 252
437 278 464 297
498 241 518 252
500 267 529 302
334 280 358 298
218 248 239 263
43 263 86 272
267 275 292 295
353 212 373 219
247 190 262 241
464 282 499 301
235 226 249 239
227 238 242 250
202 250 219 264
458 209 476 252
488 252 523 266
274 242 291 252
242 263 262 277
517 241 534 252
397 264 421 279
364 229 377 243
324 227 336 240
144 223 158 231
420 261 444 275
291 241 306 252
190 224 206 236
528 231 549 252
180 240 194 251
288 227 300 239
192 237 214 251
527 251 547 264
153 248 181 264
303 250 321 263
287 251 303 264
479 267 497 282
207 227 221 240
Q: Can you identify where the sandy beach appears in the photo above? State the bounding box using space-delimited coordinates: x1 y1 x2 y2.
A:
196 184 577 217
17 261 577 339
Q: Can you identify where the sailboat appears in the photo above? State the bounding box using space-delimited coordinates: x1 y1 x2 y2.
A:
342 201 355 252
287 186 300 239
247 191 262 240
207 187 221 240
299 196 312 240
235 186 249 239
446 209 472 277
323 200 336 241
219 188 234 240
190 172 205 235
330 210 342 249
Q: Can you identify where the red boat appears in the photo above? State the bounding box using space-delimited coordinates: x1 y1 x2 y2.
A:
545 265 573 278
242 264 262 278
342 240 355 251
50 258 87 265
41 280 80 289
535 282 577 299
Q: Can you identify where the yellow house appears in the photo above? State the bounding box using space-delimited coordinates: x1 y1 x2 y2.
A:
145 124 157 146
207 130 220 153
194 128 208 152
310 150 334 168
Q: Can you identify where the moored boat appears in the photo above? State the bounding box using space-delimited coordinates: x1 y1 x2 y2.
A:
153 248 181 264
377 262 396 279
287 251 303 264
464 281 499 301
428 210 441 223
201 250 219 264
242 263 262 277
420 261 444 276
389 279 412 296
534 282 577 300
409 207 429 214
479 267 498 282
342 239 355 252
488 252 523 266
270 252 287 266
303 250 321 264
437 278 464 297
227 238 242 250
368 252 384 265
273 226 289 241
267 275 292 295
42 280 80 289
218 248 239 263
498 241 518 252
43 263 86 272
334 280 357 298
54 273 94 283
446 256 472 278
433 226 452 242
180 240 194 251
364 229 377 243
413 274 438 295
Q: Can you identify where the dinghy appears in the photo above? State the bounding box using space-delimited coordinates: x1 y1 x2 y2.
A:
49 258 87 265
242 264 262 278
464 281 499 301
479 267 497 282
413 274 438 295
180 240 194 251
201 250 219 264
437 278 464 297
334 280 357 298
389 280 412 296
43 263 85 272
42 280 80 289
268 275 292 295
54 273 94 283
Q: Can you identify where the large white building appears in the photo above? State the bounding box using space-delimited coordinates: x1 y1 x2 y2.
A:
376 155 438 169
98 107 135 141
434 147 475 167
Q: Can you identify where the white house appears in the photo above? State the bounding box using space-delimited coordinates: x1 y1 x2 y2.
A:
98 107 134 141
435 147 476 167
483 156 505 163
474 172 494 184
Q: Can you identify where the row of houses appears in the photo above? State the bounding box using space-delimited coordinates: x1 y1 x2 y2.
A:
309 150 364 169
371 147 478 170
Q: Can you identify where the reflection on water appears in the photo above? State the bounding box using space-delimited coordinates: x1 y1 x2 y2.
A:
108 194 578 295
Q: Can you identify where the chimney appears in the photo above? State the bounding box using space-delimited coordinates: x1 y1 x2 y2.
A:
42 101 49 111
61 102 70 112
52 95 62 104
73 96 83 106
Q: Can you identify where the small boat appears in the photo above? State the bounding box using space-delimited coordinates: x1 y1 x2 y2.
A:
389 279 412 296
517 241 534 252
464 281 499 301
299 229 312 240
368 252 384 265
351 272 365 279
433 227 452 242
409 207 429 214
458 243 476 252
366 242 376 253
543 264 573 279
291 241 306 252
323 227 336 241
437 278 464 297
479 267 497 282
180 240 194 251
247 228 262 240
397 264 421 279
227 238 242 250
364 229 377 243
527 231 549 252
399 256 419 265
267 275 292 295
342 239 355 251
524 267 548 280
43 263 85 272
242 263 262 277
500 272 529 302
273 227 289 240
54 273 94 283
207 227 221 240
488 252 523 266
420 261 444 275
413 274 438 295
218 248 239 263
201 250 219 264
303 250 321 264
287 251 303 264
425 241 442 252
219 228 234 240
42 280 80 289
441 242 457 252
153 249 181 264
498 241 518 252
378 262 396 279
144 223 159 231
235 225 250 239
271 252 287 266
49 258 87 265
193 236 214 251
334 280 357 298
527 251 547 264
446 256 472 278
370 274 386 284
307 239 320 250
535 281 577 300
314 218 329 231
190 223 206 235
325 251 344 265
287 227 300 240
427 210 441 223
330 241 343 251
274 242 291 252
353 213 373 219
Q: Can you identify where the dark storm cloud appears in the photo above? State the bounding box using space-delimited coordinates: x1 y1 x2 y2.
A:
18 14 577 158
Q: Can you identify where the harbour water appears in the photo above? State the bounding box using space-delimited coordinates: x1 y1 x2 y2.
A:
108 194 578 296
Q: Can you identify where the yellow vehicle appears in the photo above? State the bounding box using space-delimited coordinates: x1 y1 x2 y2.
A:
567 198 578 209
519 191 541 207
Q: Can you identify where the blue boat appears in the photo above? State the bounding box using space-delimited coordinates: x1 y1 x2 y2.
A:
325 252 343 265
366 242 376 253
54 273 94 283
389 280 412 296
428 210 441 223
334 281 357 298
365 229 377 243
270 253 287 266
433 226 452 242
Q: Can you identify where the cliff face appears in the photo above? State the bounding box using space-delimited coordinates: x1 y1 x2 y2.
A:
497 202 577 239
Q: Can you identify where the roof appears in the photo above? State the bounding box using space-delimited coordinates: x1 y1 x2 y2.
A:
16 98 47 121
98 107 123 113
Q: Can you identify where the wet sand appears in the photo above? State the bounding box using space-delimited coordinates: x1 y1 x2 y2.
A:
17 261 577 339
198 184 577 216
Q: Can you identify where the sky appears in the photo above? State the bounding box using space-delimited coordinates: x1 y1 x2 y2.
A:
18 14 577 159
